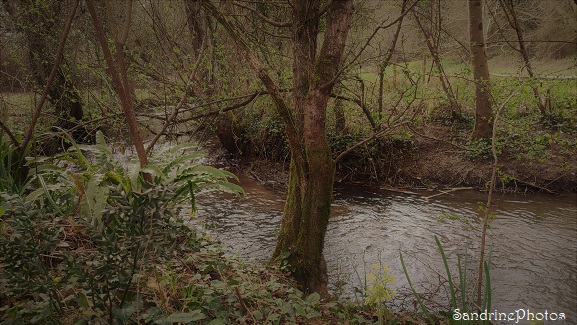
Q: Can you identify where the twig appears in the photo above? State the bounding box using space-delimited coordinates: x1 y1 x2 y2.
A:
425 187 473 200
477 89 516 305
378 186 420 196
18 0 79 156
0 120 19 147
490 73 577 80
216 266 256 323
407 125 472 151
515 178 555 194
320 0 420 90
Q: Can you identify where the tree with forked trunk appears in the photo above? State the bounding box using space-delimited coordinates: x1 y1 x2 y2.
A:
202 0 354 295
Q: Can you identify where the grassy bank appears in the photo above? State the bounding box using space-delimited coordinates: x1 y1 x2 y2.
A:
231 58 577 193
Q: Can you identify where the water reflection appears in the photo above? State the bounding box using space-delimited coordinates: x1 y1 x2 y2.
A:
194 174 577 324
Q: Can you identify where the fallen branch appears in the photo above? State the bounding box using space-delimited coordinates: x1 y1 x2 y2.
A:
378 186 420 196
515 178 555 194
425 187 473 200
490 73 577 80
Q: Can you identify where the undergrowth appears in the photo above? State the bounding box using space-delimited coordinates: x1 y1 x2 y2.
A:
0 133 431 324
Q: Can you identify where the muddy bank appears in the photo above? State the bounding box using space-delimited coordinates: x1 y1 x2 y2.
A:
216 122 576 194
395 123 576 193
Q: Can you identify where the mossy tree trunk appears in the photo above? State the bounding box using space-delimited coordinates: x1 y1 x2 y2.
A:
270 0 353 296
469 0 493 139
201 0 353 295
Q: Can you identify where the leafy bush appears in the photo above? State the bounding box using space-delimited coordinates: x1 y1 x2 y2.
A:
0 133 245 323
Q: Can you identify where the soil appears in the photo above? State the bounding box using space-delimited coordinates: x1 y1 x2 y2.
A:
213 122 576 194
395 123 576 193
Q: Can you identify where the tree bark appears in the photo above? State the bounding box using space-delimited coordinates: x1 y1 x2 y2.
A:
201 0 353 295
271 0 353 296
469 0 493 139
184 0 206 59
86 0 149 172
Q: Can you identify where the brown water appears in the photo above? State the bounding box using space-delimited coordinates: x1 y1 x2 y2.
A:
193 173 576 324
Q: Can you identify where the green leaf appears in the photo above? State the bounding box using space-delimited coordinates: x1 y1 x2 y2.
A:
167 310 206 323
127 160 142 192
294 303 306 316
208 319 227 325
25 187 46 202
305 292 321 305
162 152 204 174
141 164 167 182
400 251 434 325
77 292 90 308
435 235 457 310
167 141 198 154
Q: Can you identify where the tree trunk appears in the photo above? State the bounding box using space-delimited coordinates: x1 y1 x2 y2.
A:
469 0 493 139
86 0 149 172
334 98 348 135
187 0 241 155
4 0 87 146
184 0 205 59
271 0 353 296
202 0 353 295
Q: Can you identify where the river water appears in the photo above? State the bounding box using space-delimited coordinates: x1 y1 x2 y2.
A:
193 172 576 324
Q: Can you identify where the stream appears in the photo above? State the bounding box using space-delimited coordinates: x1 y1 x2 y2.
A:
194 172 577 324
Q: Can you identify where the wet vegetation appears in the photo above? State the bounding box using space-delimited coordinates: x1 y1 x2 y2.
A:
1 0 576 323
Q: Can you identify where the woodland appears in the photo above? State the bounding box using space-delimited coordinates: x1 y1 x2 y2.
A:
0 0 576 324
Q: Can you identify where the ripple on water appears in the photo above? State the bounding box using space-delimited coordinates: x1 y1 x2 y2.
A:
194 178 576 324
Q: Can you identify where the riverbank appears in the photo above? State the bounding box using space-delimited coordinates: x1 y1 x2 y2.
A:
222 121 576 194
395 122 576 193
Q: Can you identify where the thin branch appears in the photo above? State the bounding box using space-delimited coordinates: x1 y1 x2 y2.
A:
334 122 408 163
476 89 516 305
201 1 301 156
232 1 291 27
407 125 471 151
146 28 209 154
17 0 79 156
176 92 261 123
0 120 19 147
330 92 377 131
321 0 419 89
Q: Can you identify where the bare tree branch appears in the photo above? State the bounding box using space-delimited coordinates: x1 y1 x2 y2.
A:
18 0 79 156
320 0 419 89
232 1 291 27
146 28 209 154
